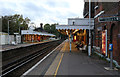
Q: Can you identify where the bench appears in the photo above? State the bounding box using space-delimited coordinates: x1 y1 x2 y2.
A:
79 45 87 52
11 41 17 45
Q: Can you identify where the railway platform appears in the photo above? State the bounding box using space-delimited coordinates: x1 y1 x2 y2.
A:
22 40 120 76
0 40 53 52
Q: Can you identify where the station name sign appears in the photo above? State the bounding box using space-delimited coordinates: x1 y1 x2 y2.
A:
98 17 120 22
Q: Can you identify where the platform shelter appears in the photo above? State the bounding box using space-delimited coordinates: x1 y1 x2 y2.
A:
56 18 94 56
21 27 55 43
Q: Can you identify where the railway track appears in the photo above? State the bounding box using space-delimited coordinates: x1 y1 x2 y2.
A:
1 40 63 77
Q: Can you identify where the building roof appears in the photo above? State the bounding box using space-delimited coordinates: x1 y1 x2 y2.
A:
21 30 55 37
56 25 94 30
34 27 45 32
56 18 94 30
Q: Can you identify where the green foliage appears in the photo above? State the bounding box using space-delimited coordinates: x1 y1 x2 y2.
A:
44 23 66 39
2 14 30 34
44 24 51 33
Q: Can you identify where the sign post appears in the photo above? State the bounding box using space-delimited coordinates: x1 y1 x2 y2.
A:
104 44 114 70
109 44 113 69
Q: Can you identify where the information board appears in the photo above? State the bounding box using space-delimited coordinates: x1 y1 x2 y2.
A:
102 30 107 56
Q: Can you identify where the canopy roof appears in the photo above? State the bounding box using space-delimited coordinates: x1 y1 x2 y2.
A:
21 30 55 37
56 18 94 30
56 25 94 30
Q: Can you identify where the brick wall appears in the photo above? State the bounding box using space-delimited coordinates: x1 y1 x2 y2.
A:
94 2 120 64
83 2 95 18
83 2 120 64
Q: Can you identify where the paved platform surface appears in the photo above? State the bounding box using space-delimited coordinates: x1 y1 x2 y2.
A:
22 40 120 76
0 40 52 52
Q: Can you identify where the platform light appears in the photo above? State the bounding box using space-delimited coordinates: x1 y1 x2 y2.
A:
66 30 68 35
74 36 76 41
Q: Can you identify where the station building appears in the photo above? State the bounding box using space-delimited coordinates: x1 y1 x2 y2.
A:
21 25 55 43
84 1 120 64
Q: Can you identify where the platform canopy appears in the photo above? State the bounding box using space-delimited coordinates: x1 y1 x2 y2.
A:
21 30 55 37
56 25 94 30
56 18 94 30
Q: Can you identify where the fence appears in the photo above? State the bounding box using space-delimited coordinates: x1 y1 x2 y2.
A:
0 34 21 45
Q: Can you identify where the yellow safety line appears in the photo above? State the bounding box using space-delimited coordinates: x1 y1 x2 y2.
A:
54 41 67 77
54 53 64 77
63 43 66 52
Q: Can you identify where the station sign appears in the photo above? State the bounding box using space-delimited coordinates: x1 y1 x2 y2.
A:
99 17 120 22
109 44 113 51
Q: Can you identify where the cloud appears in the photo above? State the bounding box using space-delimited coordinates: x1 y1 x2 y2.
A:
0 0 84 27
45 0 70 8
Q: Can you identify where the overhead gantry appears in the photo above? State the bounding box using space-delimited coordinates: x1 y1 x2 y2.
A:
56 18 94 56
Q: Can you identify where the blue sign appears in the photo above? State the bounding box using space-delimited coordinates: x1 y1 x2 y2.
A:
109 44 113 51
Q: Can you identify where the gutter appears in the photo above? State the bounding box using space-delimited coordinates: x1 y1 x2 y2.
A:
94 50 120 68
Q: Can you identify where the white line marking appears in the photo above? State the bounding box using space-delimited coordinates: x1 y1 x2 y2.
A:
1 50 44 76
21 41 65 76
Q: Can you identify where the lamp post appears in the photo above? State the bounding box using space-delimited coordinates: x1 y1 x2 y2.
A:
19 21 20 34
88 0 91 56
0 16 2 32
70 30 72 52
8 20 11 44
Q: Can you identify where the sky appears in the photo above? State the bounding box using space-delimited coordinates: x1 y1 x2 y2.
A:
0 0 84 27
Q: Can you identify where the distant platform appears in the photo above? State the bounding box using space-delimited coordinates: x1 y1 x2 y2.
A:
0 40 53 52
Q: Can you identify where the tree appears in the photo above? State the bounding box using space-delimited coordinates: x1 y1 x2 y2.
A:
43 23 66 38
44 24 51 33
21 17 30 30
50 24 56 33
2 14 30 34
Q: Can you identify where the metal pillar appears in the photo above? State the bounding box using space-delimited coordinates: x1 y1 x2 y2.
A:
19 21 20 34
8 21 10 44
88 0 91 56
110 51 113 69
32 35 33 42
105 30 108 57
70 31 71 52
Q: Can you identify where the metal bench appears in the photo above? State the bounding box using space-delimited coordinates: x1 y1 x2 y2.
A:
79 45 87 52
11 41 17 45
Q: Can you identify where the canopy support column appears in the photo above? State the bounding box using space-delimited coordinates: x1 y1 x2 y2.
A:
70 30 72 52
88 0 91 56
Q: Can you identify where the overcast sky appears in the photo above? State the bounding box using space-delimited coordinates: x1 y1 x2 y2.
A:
0 0 84 27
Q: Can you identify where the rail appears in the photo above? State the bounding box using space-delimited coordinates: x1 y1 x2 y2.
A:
1 40 63 76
